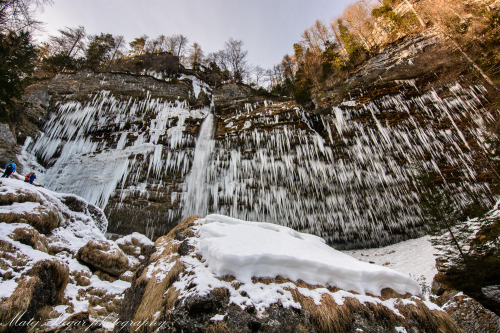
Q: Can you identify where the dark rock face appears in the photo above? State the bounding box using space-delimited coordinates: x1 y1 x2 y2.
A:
0 123 17 166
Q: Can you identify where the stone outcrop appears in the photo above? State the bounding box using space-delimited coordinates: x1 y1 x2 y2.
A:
431 201 500 332
118 216 462 333
77 240 130 277
0 123 17 166
435 290 500 333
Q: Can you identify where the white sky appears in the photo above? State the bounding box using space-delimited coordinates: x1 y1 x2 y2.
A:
36 0 355 69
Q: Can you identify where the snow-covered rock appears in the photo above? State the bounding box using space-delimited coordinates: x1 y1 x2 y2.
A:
119 215 461 332
0 177 153 331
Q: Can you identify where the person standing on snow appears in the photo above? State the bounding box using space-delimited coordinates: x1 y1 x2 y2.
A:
24 173 30 182
1 160 16 178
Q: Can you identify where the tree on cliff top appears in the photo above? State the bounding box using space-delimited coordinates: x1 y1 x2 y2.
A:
0 0 51 33
85 33 116 71
224 38 248 83
0 0 46 122
0 30 36 122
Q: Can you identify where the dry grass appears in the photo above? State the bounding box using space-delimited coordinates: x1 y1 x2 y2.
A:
379 288 412 300
206 321 231 333
117 235 155 258
124 217 203 332
9 226 49 252
0 276 35 329
71 270 91 287
76 240 129 276
291 289 356 332
396 298 464 333
0 239 30 274
154 215 200 247
0 260 69 331
0 208 60 234
132 260 186 333
288 284 463 333
0 191 42 206
29 260 69 303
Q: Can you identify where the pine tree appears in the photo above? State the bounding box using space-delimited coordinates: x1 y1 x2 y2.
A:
85 33 116 71
0 30 36 122
415 168 470 266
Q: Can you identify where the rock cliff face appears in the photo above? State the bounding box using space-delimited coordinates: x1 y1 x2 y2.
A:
14 29 497 249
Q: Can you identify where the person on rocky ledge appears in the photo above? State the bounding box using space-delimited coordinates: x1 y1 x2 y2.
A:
1 160 16 178
24 172 36 184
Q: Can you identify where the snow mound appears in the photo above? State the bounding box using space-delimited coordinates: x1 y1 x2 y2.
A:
198 214 421 296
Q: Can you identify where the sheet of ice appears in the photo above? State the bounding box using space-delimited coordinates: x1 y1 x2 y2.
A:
197 215 421 296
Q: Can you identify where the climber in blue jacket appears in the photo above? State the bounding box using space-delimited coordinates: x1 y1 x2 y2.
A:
1 160 16 178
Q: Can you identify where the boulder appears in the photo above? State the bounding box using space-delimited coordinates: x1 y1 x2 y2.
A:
77 240 129 276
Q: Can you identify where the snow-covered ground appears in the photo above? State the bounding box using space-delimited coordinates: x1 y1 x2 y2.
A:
1 176 449 330
198 214 422 296
344 236 438 297
0 177 151 330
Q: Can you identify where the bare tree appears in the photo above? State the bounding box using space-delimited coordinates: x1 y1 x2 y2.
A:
206 50 229 71
267 64 284 89
301 20 333 51
50 26 86 58
330 19 348 55
176 34 188 57
402 0 426 28
252 65 266 87
224 38 248 82
108 35 125 62
341 1 377 50
0 0 52 32
417 0 498 91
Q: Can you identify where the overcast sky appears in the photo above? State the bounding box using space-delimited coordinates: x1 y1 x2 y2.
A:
37 0 355 69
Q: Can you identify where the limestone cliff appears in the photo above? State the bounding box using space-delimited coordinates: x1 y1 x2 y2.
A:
6 28 497 249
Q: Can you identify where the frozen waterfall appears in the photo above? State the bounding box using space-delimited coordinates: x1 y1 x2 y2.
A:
182 113 215 218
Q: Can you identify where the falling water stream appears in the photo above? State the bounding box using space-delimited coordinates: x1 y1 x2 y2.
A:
182 113 215 218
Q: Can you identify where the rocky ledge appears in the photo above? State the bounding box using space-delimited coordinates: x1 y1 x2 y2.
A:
118 215 461 333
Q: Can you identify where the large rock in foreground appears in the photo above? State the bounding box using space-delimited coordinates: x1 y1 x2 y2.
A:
119 215 461 333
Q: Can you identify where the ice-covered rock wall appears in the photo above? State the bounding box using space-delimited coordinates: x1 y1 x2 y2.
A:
20 69 496 248
22 71 212 238
196 83 495 249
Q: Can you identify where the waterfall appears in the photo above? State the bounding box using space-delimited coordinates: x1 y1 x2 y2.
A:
182 113 215 218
